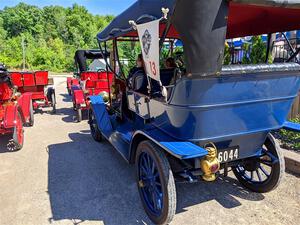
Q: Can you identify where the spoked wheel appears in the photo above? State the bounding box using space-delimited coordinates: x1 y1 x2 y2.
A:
28 100 34 127
136 141 176 225
76 105 82 122
7 111 24 151
232 134 285 193
88 109 102 142
47 87 56 113
51 91 56 114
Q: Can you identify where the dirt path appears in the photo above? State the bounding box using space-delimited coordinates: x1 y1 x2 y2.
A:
0 77 299 225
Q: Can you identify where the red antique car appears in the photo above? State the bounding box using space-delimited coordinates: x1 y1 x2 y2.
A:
10 71 56 113
70 50 114 122
0 64 34 151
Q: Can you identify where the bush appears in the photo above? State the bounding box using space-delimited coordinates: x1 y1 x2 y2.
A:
279 117 300 151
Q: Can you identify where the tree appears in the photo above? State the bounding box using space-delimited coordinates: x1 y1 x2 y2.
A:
0 3 114 72
1 3 45 38
249 36 267 64
0 17 6 42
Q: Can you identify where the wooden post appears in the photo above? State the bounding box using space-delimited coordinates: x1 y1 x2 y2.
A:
290 92 300 119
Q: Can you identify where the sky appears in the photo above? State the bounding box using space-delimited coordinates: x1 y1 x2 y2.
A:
0 0 136 15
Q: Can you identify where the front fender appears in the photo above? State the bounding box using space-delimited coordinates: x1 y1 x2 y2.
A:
17 93 32 123
129 129 208 163
3 103 20 129
73 89 85 105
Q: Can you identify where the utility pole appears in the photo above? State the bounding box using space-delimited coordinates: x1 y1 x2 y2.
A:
21 36 26 71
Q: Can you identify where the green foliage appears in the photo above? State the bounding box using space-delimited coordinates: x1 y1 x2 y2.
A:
1 3 45 38
249 36 267 64
0 17 6 42
118 40 141 77
224 36 268 65
279 117 300 150
0 3 114 72
223 43 231 65
160 45 184 68
240 36 266 65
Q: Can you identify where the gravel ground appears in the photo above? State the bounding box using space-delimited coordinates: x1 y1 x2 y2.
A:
0 77 299 225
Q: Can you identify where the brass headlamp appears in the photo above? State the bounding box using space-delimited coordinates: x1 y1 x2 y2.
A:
200 142 220 182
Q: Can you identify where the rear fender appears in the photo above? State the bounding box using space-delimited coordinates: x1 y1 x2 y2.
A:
129 130 208 164
73 89 85 105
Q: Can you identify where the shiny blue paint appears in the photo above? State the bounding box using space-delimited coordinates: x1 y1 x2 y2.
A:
160 142 208 159
90 95 209 160
132 130 208 159
89 96 113 137
143 73 300 155
151 73 300 141
283 121 300 132
90 71 300 164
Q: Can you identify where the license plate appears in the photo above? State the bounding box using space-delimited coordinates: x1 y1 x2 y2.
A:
218 146 239 163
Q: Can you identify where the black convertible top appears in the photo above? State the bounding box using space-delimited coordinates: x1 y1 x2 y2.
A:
74 50 109 73
97 0 300 76
97 0 300 42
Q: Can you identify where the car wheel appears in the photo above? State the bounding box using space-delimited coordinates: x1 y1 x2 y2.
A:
136 140 176 225
88 108 102 142
232 134 285 193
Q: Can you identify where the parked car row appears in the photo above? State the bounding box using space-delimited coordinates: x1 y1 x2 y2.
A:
0 64 56 151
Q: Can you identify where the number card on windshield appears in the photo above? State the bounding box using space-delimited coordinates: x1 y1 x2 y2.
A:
136 20 160 82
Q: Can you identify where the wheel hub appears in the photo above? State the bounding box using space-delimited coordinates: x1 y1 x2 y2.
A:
244 160 260 171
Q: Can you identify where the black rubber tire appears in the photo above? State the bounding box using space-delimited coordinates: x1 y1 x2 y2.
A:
11 111 24 151
51 92 56 114
28 99 34 127
232 134 285 193
73 102 77 111
88 109 102 142
135 141 176 225
76 105 82 122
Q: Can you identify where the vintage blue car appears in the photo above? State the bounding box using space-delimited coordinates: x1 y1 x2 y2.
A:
88 0 300 224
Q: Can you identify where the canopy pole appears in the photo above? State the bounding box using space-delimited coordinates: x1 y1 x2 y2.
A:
98 40 120 79
159 21 172 53
282 32 296 55
159 6 174 53
265 33 272 63
114 39 127 80
170 40 174 56
112 39 117 72
287 47 300 62
104 41 113 106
